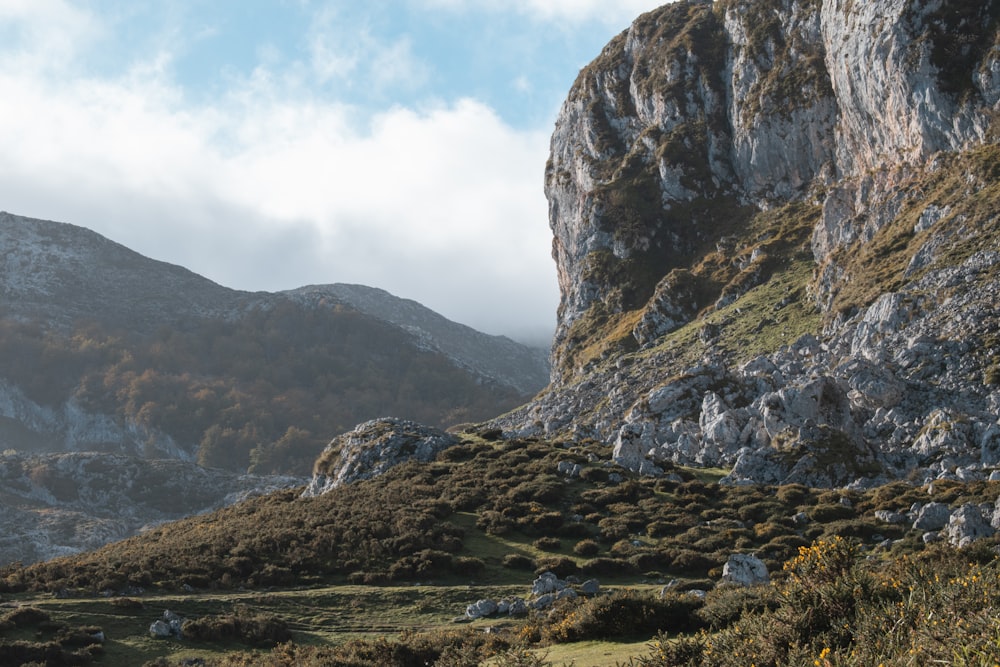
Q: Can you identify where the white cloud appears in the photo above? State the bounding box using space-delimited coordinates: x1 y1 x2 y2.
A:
306 7 430 94
412 0 668 25
0 0 102 70
0 6 557 341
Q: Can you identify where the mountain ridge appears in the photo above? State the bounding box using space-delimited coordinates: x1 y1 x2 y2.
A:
492 0 1000 488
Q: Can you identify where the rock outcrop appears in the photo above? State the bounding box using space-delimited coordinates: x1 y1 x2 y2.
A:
304 418 459 495
494 0 1000 486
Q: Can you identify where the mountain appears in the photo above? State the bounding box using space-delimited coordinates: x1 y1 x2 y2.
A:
492 0 1000 487
0 211 548 475
3 3 1000 665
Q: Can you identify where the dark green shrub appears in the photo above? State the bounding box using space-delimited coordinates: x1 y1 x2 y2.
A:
737 501 787 523
501 554 534 570
181 607 291 647
697 585 780 630
628 551 667 572
533 537 561 552
808 503 855 522
580 557 636 576
776 483 812 506
1 606 50 628
579 467 609 483
525 511 564 534
347 571 391 585
543 589 705 642
534 557 579 578
573 539 601 557
452 557 486 576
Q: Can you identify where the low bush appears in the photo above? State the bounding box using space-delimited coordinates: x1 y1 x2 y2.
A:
501 554 534 570
181 606 291 647
572 539 600 557
532 537 561 552
542 589 705 643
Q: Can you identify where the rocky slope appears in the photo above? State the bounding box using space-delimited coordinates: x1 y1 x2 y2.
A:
493 0 1000 487
0 212 548 470
0 451 302 565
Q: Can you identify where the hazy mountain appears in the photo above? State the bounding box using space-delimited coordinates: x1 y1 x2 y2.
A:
0 211 549 475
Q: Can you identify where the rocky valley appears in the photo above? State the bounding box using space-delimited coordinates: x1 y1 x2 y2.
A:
1 1 1000 665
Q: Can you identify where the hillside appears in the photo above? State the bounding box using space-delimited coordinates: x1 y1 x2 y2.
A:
0 212 548 474
493 0 1000 488
2 1 1000 665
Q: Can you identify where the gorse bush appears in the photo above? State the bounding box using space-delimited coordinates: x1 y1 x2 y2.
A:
628 537 1000 666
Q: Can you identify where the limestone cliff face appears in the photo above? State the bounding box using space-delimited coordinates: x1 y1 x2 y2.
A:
547 0 998 376
498 0 1000 487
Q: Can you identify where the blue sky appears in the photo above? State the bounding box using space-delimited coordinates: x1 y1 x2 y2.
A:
0 0 665 344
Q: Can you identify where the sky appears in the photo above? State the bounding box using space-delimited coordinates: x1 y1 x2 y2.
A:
0 0 666 346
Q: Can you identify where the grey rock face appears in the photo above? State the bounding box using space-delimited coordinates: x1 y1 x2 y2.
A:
304 418 459 495
946 504 996 548
492 0 1000 488
465 599 499 620
720 553 770 587
912 502 952 531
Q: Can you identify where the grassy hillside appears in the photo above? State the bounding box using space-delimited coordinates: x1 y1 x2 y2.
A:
0 303 532 475
2 434 999 665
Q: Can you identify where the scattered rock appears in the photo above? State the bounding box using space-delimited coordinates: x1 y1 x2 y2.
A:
946 504 995 548
913 502 952 531
721 554 770 587
465 599 498 620
875 510 908 524
531 571 566 596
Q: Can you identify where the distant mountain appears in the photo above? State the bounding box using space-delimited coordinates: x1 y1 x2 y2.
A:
0 211 548 475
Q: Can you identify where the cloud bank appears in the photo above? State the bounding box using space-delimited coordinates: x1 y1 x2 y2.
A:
0 1 665 344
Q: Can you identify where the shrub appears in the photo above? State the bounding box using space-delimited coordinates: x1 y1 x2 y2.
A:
807 503 855 522
181 606 291 647
532 537 561 552
502 554 534 570
533 557 579 578
579 557 636 576
452 557 486 576
573 539 601 557
542 589 705 642
579 467 609 483
347 571 391 585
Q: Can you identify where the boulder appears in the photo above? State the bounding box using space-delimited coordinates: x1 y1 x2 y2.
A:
946 504 995 548
149 620 172 639
875 510 907 524
507 598 529 616
720 553 769 586
912 502 951 531
304 418 459 495
465 599 498 620
580 579 600 596
531 571 566 596
531 593 555 610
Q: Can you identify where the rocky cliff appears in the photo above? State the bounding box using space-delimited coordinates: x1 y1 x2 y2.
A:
495 0 1000 487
